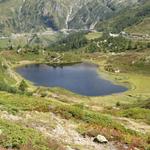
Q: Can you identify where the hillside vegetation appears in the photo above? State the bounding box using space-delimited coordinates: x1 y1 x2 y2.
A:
0 0 150 149
95 1 150 34
0 46 150 149
125 17 150 35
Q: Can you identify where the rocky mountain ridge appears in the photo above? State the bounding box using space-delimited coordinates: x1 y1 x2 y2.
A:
0 0 141 35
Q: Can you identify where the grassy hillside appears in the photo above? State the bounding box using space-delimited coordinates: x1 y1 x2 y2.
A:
0 31 64 49
0 46 150 149
125 17 150 35
95 1 150 34
0 1 150 149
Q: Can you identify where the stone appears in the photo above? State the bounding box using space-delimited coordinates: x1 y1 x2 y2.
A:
115 69 120 73
93 135 108 144
0 129 2 135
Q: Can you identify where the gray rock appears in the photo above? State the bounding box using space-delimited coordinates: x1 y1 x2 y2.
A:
93 135 108 144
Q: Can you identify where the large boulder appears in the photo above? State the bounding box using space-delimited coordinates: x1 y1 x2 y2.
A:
93 135 108 144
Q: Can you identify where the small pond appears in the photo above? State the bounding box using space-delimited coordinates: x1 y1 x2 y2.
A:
16 63 127 96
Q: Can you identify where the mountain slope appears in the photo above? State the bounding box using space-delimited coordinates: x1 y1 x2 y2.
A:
0 0 140 35
125 17 150 35
95 0 150 33
68 0 139 29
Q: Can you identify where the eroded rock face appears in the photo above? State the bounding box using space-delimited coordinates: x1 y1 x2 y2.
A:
0 0 139 34
93 135 108 144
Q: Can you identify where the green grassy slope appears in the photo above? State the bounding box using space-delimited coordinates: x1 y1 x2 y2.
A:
0 48 150 149
95 1 150 34
125 17 150 35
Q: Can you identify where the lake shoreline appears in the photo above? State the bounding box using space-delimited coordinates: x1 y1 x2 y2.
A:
14 58 129 97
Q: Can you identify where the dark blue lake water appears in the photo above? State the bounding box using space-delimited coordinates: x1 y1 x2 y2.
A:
16 63 127 96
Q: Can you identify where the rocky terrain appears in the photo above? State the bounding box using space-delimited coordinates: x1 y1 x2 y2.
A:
0 0 144 35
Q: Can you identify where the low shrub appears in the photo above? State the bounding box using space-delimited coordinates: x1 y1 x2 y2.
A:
0 119 65 150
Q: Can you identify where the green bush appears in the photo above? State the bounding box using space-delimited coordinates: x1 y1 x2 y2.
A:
0 119 49 150
0 81 18 93
19 80 28 92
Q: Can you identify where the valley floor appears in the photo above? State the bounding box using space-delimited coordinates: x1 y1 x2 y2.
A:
0 50 150 150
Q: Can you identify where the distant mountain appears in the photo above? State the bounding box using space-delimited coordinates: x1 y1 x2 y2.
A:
95 0 150 33
0 0 149 35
